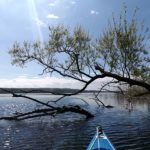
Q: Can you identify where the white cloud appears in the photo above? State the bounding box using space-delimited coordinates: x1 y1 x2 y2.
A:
49 0 62 7
35 18 46 27
46 13 59 19
0 75 114 90
0 76 83 89
71 1 76 4
49 2 56 7
90 10 99 15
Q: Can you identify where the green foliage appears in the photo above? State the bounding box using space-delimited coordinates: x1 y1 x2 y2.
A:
9 6 150 83
96 6 150 80
9 25 96 76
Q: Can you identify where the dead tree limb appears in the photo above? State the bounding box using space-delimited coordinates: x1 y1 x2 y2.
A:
0 88 94 120
0 105 94 120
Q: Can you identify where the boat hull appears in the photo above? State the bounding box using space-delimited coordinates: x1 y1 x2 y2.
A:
87 131 116 150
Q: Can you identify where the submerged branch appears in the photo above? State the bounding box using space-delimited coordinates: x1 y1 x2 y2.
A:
0 105 94 120
0 88 94 121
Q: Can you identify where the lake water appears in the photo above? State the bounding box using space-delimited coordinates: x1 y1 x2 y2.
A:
0 93 150 150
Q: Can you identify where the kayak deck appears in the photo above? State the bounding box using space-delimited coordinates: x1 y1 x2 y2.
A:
87 127 116 150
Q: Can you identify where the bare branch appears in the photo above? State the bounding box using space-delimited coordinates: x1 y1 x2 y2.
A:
0 105 94 120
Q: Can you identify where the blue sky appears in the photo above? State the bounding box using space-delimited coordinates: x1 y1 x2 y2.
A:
0 0 150 88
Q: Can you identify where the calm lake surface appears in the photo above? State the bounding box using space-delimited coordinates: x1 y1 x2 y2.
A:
0 93 150 150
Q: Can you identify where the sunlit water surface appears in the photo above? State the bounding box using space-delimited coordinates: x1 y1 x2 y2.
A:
0 93 150 150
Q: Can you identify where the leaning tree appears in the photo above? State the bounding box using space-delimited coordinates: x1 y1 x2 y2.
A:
1 7 149 120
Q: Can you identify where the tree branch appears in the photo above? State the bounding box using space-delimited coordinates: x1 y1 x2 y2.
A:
95 65 150 91
0 105 94 120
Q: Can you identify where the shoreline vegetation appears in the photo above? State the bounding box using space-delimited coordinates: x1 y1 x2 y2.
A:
0 88 122 94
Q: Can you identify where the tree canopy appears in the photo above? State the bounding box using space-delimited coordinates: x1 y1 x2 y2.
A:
9 7 150 94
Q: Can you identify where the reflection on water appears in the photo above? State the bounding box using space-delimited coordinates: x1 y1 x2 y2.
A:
0 93 150 149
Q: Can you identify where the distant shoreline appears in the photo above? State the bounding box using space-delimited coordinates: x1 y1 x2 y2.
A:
0 88 122 94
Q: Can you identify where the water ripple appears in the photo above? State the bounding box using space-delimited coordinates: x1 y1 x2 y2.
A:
0 94 150 149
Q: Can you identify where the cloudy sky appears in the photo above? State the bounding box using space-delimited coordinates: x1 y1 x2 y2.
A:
0 0 150 88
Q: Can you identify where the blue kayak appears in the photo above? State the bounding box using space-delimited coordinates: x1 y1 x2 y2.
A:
87 126 116 150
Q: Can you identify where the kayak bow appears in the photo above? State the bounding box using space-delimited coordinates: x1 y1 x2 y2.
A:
87 126 116 150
